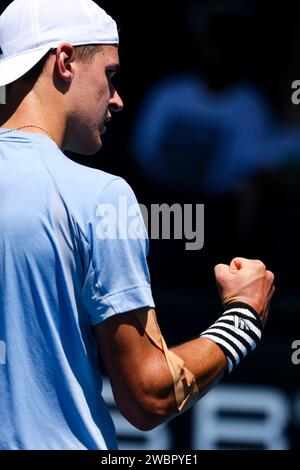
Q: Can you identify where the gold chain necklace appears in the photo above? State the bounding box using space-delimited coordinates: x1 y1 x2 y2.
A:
0 125 56 144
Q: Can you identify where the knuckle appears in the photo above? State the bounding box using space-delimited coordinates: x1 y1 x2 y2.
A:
215 271 224 282
214 267 226 282
214 264 224 274
254 259 266 270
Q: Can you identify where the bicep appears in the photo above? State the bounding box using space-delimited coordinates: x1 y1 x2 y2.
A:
92 307 157 377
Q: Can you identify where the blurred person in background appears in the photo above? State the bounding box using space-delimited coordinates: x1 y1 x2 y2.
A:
132 0 300 260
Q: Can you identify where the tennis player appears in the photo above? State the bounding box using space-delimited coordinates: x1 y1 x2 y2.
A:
0 0 275 450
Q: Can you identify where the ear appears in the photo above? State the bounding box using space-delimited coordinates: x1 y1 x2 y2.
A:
54 43 77 83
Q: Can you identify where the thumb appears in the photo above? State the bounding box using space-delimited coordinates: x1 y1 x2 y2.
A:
229 257 249 272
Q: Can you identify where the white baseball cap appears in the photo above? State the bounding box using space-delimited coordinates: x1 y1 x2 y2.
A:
0 0 119 87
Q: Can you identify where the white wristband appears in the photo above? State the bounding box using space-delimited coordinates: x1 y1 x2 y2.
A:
200 302 264 373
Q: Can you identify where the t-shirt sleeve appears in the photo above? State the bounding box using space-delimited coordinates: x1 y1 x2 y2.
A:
82 177 155 325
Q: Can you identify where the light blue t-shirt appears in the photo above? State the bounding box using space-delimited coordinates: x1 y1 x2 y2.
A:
0 131 155 450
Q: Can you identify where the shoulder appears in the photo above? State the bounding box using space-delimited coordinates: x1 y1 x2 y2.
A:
61 157 136 204
36 143 138 228
38 142 132 195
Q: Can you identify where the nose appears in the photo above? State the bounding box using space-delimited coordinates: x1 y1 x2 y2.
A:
109 88 123 113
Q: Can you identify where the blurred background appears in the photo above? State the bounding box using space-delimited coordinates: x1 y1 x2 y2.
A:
2 0 300 450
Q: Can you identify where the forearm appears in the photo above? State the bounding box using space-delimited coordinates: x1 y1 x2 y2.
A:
96 298 266 430
112 336 225 431
171 336 227 396
133 332 227 430
132 303 262 429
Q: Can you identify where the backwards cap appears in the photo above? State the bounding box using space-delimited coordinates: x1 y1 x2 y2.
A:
0 0 118 86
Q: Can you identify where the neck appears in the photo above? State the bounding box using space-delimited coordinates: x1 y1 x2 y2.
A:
0 86 66 149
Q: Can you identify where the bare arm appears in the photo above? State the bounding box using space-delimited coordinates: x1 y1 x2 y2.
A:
93 257 274 431
93 308 226 431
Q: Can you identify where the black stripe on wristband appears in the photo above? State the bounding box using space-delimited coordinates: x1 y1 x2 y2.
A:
202 332 239 367
223 302 264 330
200 302 264 373
204 330 245 363
215 315 262 344
215 325 253 353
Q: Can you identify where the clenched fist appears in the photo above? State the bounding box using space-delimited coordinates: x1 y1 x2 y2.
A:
214 257 275 327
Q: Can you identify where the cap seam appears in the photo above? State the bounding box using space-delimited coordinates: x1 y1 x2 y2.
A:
79 0 97 37
31 0 40 47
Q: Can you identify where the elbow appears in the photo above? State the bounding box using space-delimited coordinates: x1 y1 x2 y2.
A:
127 416 157 432
124 396 174 431
116 385 176 432
111 353 178 431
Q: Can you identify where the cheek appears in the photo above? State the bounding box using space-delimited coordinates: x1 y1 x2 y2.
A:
95 75 111 101
77 75 110 116
96 85 110 105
